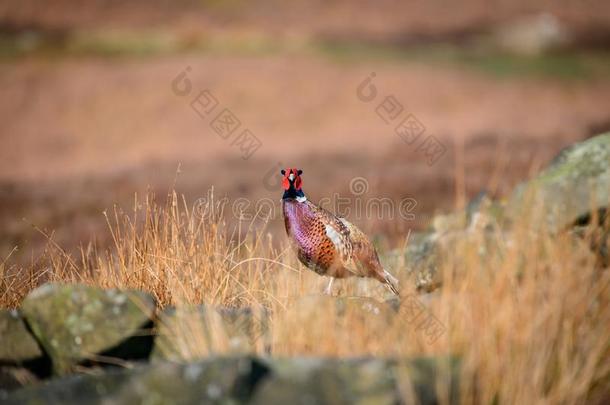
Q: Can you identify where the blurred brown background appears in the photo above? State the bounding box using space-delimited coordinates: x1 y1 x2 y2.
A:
1 0 610 262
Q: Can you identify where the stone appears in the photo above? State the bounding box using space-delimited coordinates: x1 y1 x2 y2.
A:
3 356 459 404
509 132 610 233
3 356 271 404
0 309 42 364
20 283 155 375
0 367 38 394
492 12 569 55
382 232 442 292
252 356 460 405
385 133 610 293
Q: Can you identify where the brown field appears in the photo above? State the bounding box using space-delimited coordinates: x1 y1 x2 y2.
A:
2 0 610 261
2 53 610 263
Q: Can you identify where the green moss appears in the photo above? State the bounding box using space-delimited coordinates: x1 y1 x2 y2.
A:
20 283 155 375
316 41 610 80
509 132 610 232
0 309 42 363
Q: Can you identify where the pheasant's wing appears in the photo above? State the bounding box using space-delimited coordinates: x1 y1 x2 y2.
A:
338 217 383 276
339 217 400 294
306 208 380 277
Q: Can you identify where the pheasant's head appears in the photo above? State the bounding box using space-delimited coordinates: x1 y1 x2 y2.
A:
281 168 306 201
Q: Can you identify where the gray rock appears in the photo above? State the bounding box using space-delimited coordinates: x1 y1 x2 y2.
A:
2 366 134 405
3 356 459 405
382 231 442 292
152 305 269 362
0 309 42 364
20 283 155 375
572 221 610 267
4 356 271 405
491 12 569 55
386 133 610 293
509 132 610 233
252 358 397 405
0 367 39 393
252 356 460 405
384 191 510 293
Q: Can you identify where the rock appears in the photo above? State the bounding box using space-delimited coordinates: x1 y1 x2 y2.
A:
383 232 442 292
492 12 569 55
572 220 610 267
387 133 610 293
3 356 459 404
152 305 269 362
0 367 38 393
20 283 155 375
0 309 42 364
385 195 506 293
252 358 397 404
3 356 271 404
509 132 610 233
1 369 127 405
252 356 460 405
392 356 460 405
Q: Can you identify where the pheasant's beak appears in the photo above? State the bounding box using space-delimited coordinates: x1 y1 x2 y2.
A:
288 173 295 181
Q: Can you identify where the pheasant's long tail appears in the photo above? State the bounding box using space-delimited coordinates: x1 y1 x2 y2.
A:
382 269 400 296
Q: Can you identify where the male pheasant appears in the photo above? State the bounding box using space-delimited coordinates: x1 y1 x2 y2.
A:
281 168 400 295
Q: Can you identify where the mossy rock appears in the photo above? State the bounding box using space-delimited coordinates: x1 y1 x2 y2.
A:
3 356 271 404
0 367 38 394
151 305 269 362
389 133 610 292
383 231 442 292
0 309 42 364
252 358 397 404
509 132 610 232
3 356 459 404
20 283 155 375
252 356 460 405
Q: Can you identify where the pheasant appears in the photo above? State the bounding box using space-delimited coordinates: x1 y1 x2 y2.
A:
281 168 400 295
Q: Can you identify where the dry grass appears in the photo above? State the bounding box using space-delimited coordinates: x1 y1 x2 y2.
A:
1 189 609 404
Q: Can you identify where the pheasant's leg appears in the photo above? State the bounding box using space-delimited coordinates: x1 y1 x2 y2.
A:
324 278 334 295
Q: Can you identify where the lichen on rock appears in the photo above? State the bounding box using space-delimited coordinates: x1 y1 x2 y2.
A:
20 283 155 375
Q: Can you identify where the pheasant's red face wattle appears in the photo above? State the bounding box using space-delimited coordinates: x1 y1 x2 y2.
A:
282 168 303 190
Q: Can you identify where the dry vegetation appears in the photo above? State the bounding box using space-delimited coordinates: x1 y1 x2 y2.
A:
1 188 608 404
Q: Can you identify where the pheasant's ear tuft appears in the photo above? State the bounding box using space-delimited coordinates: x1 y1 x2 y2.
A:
294 169 303 190
282 169 291 190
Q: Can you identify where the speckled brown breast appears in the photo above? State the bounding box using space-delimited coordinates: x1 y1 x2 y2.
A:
282 199 352 278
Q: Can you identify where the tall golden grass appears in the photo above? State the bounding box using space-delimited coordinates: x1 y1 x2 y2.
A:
1 189 608 403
